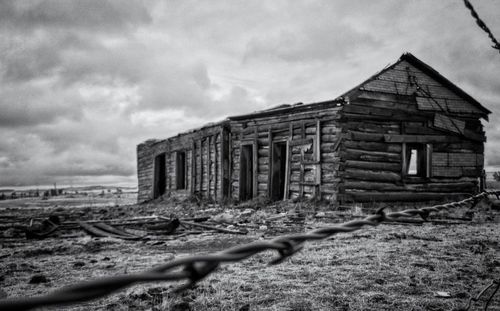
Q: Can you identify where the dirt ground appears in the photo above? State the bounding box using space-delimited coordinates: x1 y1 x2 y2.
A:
0 193 499 311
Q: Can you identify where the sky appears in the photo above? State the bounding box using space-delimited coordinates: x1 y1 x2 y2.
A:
0 0 499 188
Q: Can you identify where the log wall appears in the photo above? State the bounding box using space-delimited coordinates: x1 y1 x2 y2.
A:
136 123 227 202
138 55 488 206
229 105 342 202
339 60 486 204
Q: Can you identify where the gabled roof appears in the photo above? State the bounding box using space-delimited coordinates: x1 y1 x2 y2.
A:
400 53 490 116
229 52 490 122
343 52 491 118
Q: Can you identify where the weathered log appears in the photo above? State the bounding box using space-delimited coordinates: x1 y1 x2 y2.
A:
78 222 142 240
343 168 401 182
345 160 401 172
344 122 400 134
356 91 415 104
342 112 427 122
179 220 247 235
351 99 420 114
93 222 142 238
343 140 402 153
404 125 444 135
341 181 404 192
384 134 462 143
349 131 385 142
341 148 401 163
343 103 429 120
343 191 470 202
405 182 477 192
433 142 483 153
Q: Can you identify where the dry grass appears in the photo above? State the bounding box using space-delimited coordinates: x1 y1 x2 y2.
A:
0 195 499 310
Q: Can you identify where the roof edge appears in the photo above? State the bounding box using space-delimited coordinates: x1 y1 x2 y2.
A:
400 52 491 116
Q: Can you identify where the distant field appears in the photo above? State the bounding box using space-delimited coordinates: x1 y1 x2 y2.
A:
0 192 499 310
0 191 137 210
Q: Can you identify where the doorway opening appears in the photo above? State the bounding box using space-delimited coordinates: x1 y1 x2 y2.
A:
239 144 254 201
153 153 166 199
176 151 186 189
270 141 287 201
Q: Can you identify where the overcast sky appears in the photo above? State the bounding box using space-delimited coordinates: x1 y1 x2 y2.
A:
0 0 499 188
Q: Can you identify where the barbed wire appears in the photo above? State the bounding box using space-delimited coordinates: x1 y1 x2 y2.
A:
0 191 498 311
465 279 500 311
463 0 500 52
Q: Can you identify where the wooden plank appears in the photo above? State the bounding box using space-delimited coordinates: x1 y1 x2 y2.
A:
350 131 385 142
253 129 258 199
401 142 407 178
344 191 470 202
289 138 314 146
191 140 196 194
384 134 462 143
343 168 401 182
267 129 272 198
351 99 420 114
214 135 218 200
345 160 401 172
300 122 305 198
285 123 293 199
341 181 404 192
332 133 343 151
315 119 321 199
228 130 233 199
342 148 401 163
208 136 212 197
356 91 415 104
343 140 401 153
404 125 444 135
342 112 428 122
344 121 400 134
199 140 203 193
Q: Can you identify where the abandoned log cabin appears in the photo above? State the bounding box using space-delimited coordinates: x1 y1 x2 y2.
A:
137 53 490 205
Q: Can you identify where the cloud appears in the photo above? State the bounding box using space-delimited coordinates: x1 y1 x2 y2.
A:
244 22 380 63
0 0 499 187
0 0 151 33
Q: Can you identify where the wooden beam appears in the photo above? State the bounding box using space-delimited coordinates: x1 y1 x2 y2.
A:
344 168 401 182
315 119 321 199
299 121 305 198
401 142 407 178
214 135 218 200
289 138 314 146
199 140 203 193
253 137 258 199
267 129 272 198
285 123 293 199
345 160 401 172
350 131 385 142
191 140 196 194
228 130 233 199
384 134 462 143
344 191 470 202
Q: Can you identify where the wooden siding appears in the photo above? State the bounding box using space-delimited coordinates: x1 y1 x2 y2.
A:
339 60 485 204
137 54 488 206
229 106 342 202
136 123 226 202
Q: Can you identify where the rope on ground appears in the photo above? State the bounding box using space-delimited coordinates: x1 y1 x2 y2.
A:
0 191 498 311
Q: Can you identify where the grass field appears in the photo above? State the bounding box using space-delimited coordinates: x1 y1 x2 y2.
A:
0 193 499 310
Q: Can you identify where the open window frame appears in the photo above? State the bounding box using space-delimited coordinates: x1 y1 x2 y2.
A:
402 143 432 179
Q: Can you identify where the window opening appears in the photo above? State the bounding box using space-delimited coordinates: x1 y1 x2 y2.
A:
405 143 431 177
